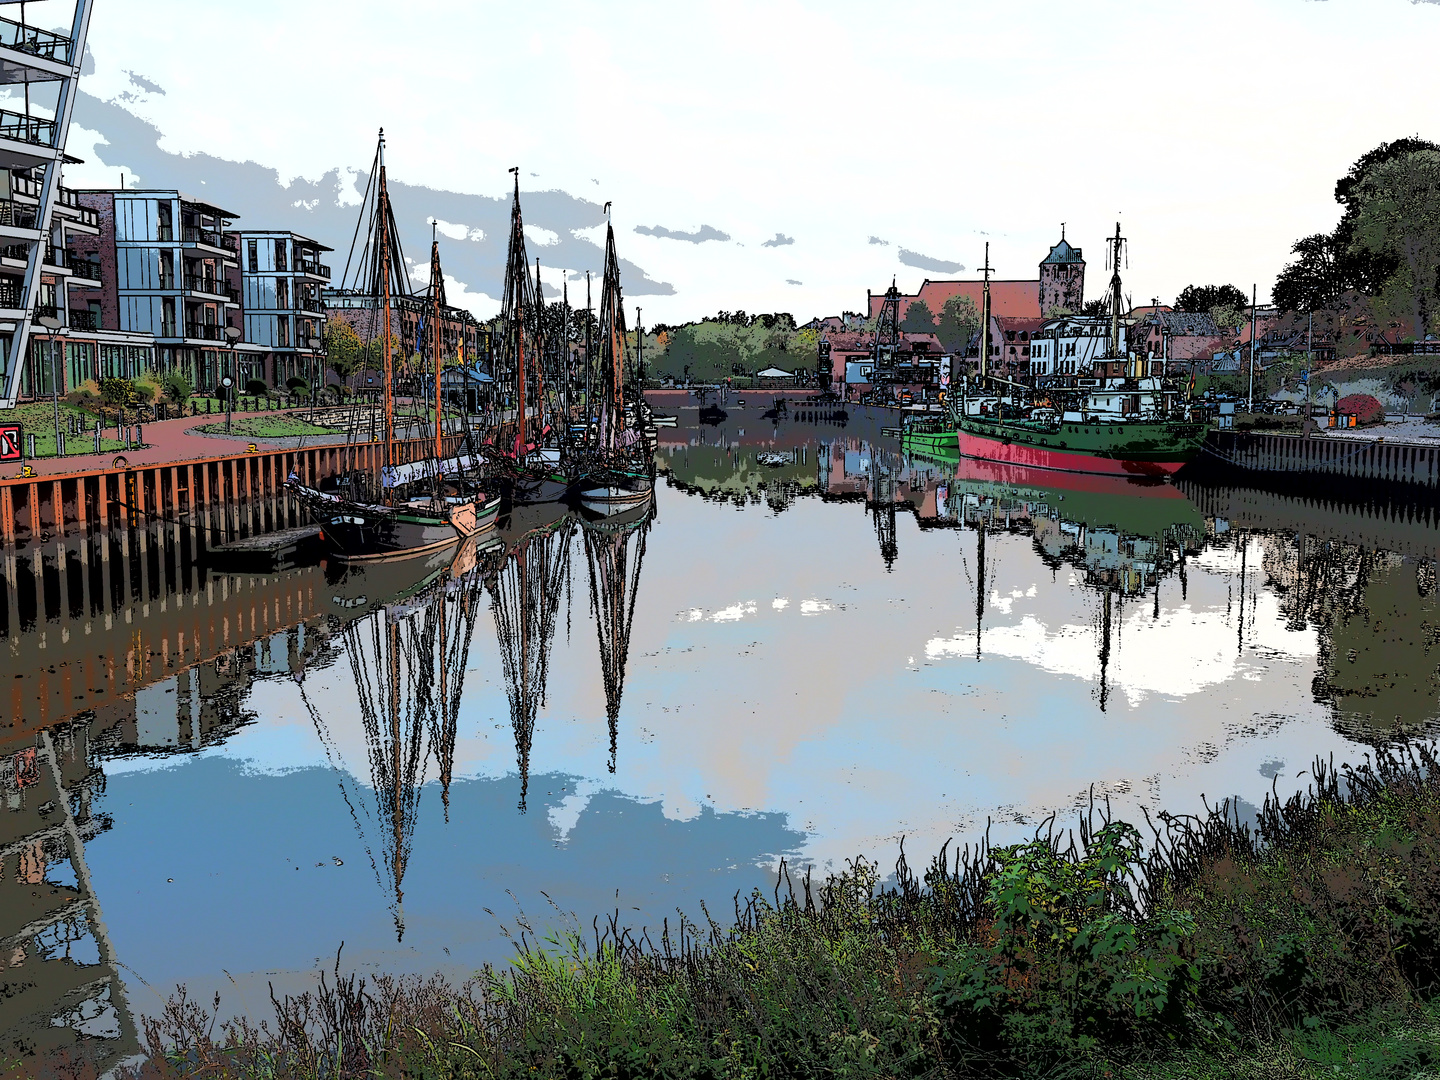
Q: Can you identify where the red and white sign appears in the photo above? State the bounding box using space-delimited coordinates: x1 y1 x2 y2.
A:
0 424 19 461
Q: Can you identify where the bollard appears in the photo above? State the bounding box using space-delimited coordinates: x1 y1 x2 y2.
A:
93 421 101 454
25 433 35 458
135 422 143 446
57 431 65 457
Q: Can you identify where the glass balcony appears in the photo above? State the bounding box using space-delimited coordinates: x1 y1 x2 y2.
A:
0 109 55 147
0 17 72 63
68 309 98 331
184 322 224 341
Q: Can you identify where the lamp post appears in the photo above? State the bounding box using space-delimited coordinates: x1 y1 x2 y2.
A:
37 314 62 456
221 376 233 433
224 325 242 428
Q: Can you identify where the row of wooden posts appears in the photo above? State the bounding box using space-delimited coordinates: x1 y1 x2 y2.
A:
1205 429 1440 487
0 434 468 550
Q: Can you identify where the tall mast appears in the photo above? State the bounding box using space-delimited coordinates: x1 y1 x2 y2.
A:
1108 223 1124 357
562 275 570 438
535 257 546 438
380 131 394 489
431 226 443 466
585 270 592 433
507 168 528 458
636 306 643 387
979 242 992 385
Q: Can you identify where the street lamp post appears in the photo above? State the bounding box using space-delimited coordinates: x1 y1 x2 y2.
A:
37 315 63 456
224 325 243 430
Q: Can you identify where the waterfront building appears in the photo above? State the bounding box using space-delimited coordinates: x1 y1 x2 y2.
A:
322 287 485 377
1038 234 1086 316
1029 315 1126 378
224 229 331 392
865 231 1084 326
73 190 241 391
0 1 95 406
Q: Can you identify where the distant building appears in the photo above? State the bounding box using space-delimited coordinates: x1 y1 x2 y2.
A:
74 189 241 390
1029 315 1125 378
1038 234 1085 316
225 230 332 391
866 230 1084 325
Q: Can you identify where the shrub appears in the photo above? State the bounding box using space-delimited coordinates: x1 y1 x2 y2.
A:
98 376 134 407
161 371 192 403
1335 392 1385 425
245 378 269 397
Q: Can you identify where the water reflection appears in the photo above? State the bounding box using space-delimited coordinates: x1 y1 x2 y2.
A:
1 399 1438 1068
582 502 656 773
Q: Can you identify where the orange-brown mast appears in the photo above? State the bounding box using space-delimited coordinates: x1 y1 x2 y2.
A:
380 134 394 495
432 230 443 466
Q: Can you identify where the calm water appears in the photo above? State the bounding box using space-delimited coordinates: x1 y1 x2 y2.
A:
5 398 1440 1068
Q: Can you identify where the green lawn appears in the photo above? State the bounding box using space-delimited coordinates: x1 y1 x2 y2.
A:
0 400 129 458
193 414 344 439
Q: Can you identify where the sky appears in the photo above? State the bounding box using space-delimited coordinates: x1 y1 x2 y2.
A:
25 0 1440 323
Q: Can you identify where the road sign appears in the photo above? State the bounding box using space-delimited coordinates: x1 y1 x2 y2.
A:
0 424 19 461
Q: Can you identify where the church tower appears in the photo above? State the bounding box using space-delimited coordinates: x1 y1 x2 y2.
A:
1039 228 1085 316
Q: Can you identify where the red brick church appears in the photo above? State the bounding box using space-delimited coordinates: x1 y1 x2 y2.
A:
867 232 1086 323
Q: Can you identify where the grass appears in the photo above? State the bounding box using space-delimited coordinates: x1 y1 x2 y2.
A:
90 743 1440 1079
1 399 130 459
192 414 344 439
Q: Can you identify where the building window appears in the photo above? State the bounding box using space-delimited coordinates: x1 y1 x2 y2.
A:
247 239 258 273
274 239 287 272
276 277 289 309
278 317 290 347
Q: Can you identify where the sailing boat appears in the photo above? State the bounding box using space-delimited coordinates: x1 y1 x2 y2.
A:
580 497 653 772
289 131 499 560
490 171 570 505
576 213 655 513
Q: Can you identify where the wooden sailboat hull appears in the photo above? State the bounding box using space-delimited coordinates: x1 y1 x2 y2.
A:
578 472 654 514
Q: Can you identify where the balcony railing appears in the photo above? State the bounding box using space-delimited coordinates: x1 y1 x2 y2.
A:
33 303 57 321
184 322 224 341
185 274 235 300
68 309 97 331
12 174 38 198
0 284 21 308
295 297 324 313
297 260 331 279
0 109 55 147
44 244 66 268
0 17 72 63
157 225 174 242
0 200 38 229
182 226 228 248
69 259 101 281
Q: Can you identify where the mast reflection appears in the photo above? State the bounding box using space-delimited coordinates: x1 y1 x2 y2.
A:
487 504 576 812
302 537 497 940
581 498 655 773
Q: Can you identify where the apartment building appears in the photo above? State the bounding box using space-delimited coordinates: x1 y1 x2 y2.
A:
225 229 330 391
72 189 241 391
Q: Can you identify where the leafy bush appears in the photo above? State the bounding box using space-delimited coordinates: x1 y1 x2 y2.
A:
98 376 134 407
245 378 269 397
161 371 192 403
1336 392 1385 425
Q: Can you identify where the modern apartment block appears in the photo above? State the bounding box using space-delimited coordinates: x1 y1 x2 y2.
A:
225 229 330 391
0 0 95 406
72 189 242 391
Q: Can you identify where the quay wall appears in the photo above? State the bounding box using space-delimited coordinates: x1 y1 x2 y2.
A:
0 433 469 552
1199 429 1440 488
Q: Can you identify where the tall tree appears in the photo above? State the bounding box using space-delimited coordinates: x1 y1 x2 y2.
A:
1176 284 1249 313
1350 148 1440 340
901 299 937 334
936 294 979 355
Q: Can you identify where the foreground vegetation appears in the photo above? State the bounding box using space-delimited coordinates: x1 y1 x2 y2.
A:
116 743 1440 1079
